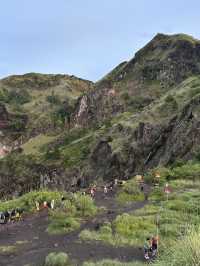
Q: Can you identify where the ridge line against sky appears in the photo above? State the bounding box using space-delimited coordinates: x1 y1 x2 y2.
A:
0 0 200 81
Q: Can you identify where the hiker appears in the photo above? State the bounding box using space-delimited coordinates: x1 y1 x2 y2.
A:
43 201 48 208
35 201 40 211
143 237 151 260
16 208 24 221
154 172 160 187
10 209 17 221
50 199 55 209
114 179 118 187
104 185 108 196
0 212 6 224
151 236 158 257
140 183 144 192
108 183 113 192
4 210 10 223
90 187 95 198
15 209 21 221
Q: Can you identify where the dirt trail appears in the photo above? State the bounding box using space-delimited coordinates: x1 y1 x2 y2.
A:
0 190 148 266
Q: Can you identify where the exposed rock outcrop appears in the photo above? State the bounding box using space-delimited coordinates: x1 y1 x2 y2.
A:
86 95 200 181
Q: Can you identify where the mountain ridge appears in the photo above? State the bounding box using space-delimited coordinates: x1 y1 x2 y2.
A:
1 33 200 197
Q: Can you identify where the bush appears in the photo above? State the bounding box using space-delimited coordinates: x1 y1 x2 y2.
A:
145 167 172 185
154 228 200 266
46 94 61 105
60 200 77 216
47 193 97 235
125 95 152 111
172 163 200 181
0 88 31 105
47 211 80 235
0 190 62 213
44 147 61 160
45 252 72 266
116 179 144 204
74 193 97 217
114 213 156 241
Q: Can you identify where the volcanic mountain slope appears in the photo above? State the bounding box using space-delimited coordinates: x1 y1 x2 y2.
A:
1 33 200 197
73 33 200 127
0 73 93 144
71 33 200 181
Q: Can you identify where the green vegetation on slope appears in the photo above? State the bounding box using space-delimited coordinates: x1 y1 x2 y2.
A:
0 73 93 140
83 261 144 266
80 161 200 253
47 193 97 235
154 227 200 266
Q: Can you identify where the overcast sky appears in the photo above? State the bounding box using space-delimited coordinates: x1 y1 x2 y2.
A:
0 0 200 81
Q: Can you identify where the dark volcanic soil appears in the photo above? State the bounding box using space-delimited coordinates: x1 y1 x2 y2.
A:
0 190 148 266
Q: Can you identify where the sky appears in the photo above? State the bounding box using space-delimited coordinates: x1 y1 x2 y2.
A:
0 0 200 81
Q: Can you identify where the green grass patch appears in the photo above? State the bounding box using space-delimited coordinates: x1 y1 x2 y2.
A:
83 260 145 266
61 135 93 168
0 245 17 255
80 213 156 247
47 193 97 235
0 190 63 213
44 252 73 266
22 134 57 155
154 227 200 266
47 212 80 235
80 167 200 251
116 179 144 205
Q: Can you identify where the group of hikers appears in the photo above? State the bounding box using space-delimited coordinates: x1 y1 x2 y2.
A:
0 174 160 261
88 178 121 198
0 200 56 225
144 236 159 260
35 199 55 211
0 208 24 224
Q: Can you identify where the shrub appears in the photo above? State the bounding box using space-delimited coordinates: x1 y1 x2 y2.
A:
44 147 61 160
171 163 200 181
44 252 72 266
145 167 172 185
74 193 97 217
116 179 144 204
126 96 152 111
46 94 61 105
60 200 77 216
47 211 80 235
0 190 62 213
154 227 200 266
114 213 156 241
0 88 31 105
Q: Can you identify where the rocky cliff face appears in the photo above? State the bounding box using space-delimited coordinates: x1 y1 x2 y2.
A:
73 88 123 127
86 94 200 181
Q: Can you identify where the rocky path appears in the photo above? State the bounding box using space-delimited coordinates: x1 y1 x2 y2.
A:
0 190 148 266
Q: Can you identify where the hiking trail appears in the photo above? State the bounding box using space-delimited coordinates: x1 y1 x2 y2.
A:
0 189 149 266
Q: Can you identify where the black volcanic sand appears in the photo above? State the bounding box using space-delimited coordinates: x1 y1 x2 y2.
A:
0 190 148 266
